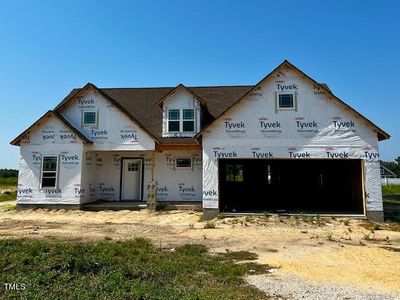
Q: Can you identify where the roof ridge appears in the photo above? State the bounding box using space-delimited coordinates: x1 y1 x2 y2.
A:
97 85 254 90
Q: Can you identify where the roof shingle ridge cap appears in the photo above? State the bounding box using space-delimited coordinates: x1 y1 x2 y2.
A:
94 84 254 90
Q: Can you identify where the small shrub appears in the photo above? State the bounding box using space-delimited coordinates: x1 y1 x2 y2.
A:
204 222 216 229
155 202 168 211
363 232 373 241
373 223 382 231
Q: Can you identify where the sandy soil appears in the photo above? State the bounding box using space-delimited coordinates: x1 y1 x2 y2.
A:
1 200 399 295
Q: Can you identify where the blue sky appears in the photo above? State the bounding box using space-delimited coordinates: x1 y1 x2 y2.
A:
1 0 399 169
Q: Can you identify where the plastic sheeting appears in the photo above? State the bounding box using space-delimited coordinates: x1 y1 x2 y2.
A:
79 150 202 203
17 115 84 205
17 85 204 205
60 87 155 151
202 66 383 213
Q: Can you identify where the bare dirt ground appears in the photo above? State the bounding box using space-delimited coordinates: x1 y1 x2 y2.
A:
1 200 400 298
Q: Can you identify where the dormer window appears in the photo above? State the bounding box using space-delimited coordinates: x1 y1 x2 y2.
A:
168 109 180 132
182 109 194 132
168 109 195 132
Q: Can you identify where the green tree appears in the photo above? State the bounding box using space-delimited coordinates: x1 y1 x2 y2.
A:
0 169 18 178
381 158 400 177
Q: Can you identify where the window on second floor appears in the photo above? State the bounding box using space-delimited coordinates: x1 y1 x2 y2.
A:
276 92 297 111
82 111 98 127
182 109 194 131
168 109 180 132
168 109 195 132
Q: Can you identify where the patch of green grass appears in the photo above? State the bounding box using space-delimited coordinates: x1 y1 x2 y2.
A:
0 238 270 299
383 196 400 205
2 204 16 211
219 250 258 261
382 184 400 196
0 177 17 188
0 190 17 202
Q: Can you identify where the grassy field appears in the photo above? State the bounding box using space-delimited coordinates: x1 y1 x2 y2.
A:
382 184 400 222
0 177 17 188
0 177 17 202
0 238 271 299
0 190 17 202
382 184 400 196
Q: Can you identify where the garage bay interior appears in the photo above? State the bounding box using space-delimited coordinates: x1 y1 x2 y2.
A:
219 159 364 215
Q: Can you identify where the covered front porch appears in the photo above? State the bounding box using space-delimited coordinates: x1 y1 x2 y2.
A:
80 148 203 206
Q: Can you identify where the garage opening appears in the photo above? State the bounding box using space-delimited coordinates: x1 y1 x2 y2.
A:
219 159 364 215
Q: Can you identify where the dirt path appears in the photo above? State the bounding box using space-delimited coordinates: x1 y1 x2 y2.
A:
1 203 399 296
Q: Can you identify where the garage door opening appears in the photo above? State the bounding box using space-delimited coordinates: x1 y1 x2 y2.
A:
219 159 364 215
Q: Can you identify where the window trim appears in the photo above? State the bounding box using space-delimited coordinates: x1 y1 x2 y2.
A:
175 157 193 170
40 155 59 189
167 108 195 133
276 92 297 111
82 110 98 127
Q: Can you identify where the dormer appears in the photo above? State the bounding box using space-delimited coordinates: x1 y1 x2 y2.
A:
156 84 206 138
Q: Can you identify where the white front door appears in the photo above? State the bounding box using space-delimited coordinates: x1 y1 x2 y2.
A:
121 159 142 201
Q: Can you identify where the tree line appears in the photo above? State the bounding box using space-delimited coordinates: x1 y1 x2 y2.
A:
0 169 18 178
381 157 400 177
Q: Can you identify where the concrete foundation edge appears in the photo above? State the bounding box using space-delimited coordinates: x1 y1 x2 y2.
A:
17 204 81 210
366 210 384 222
202 208 219 220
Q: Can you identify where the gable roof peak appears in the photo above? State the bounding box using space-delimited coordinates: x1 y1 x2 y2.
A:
54 82 161 143
154 83 209 109
10 110 92 146
195 60 390 141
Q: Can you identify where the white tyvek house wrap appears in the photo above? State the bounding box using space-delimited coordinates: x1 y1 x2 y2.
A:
60 87 155 151
17 115 84 205
161 86 202 138
154 150 202 201
79 151 153 202
79 150 202 202
202 66 383 213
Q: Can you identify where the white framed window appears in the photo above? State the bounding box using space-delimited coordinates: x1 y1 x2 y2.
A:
182 109 195 132
167 109 195 132
175 157 192 169
168 109 180 132
82 111 98 126
41 156 58 188
276 92 297 111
